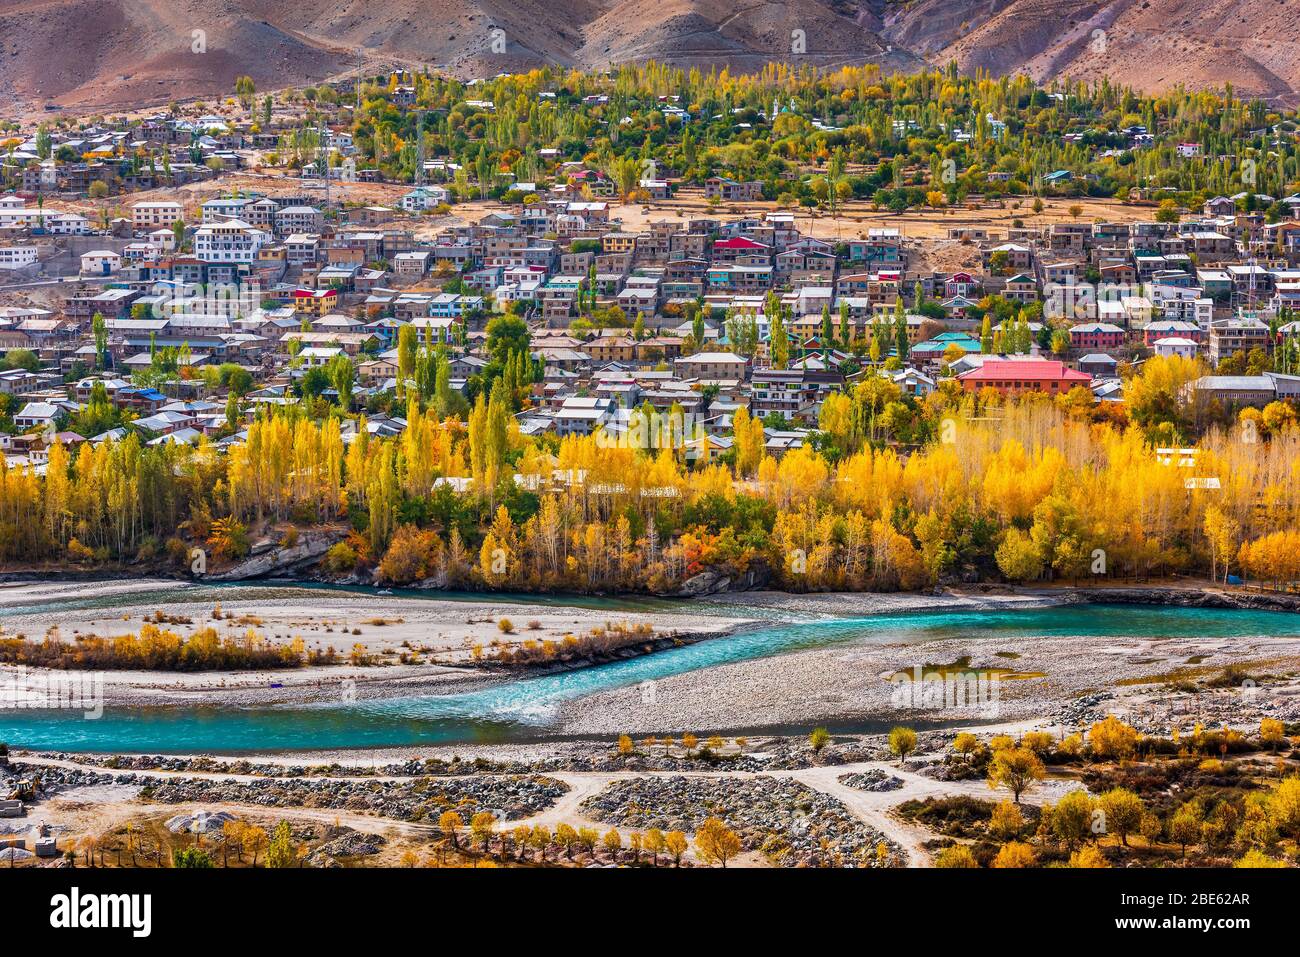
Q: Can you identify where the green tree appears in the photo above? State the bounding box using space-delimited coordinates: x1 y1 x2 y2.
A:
265 821 299 868
172 847 214 868
1050 789 1094 850
92 312 108 370
893 297 909 361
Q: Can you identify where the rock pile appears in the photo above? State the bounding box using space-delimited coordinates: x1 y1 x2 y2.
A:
580 775 901 867
141 773 566 822
1050 691 1114 726
165 809 238 834
308 828 387 865
838 770 904 792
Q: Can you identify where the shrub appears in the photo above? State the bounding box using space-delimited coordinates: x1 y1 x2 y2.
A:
0 624 305 671
1088 716 1139 761
1069 845 1108 868
206 517 250 562
989 799 1024 840
172 847 214 868
934 844 978 868
1236 849 1286 868
1021 730 1054 754
376 524 442 584
992 841 1036 868
323 541 358 573
66 538 95 562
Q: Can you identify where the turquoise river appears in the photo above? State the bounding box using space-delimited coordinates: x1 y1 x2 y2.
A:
1 584 1297 753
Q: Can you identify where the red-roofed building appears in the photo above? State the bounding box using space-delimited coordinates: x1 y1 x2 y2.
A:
957 359 1092 396
711 236 771 263
712 237 766 250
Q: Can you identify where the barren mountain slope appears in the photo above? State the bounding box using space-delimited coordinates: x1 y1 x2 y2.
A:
0 0 917 112
574 0 919 73
883 0 1300 105
0 0 355 111
2 0 1296 114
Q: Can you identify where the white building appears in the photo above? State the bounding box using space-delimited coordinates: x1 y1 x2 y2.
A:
193 220 269 263
1153 337 1200 360
297 346 343 368
0 246 38 270
131 201 184 230
43 212 90 235
15 401 59 429
80 249 121 276
398 186 449 213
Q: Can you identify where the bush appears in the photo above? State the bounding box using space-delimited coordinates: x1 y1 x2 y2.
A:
1088 716 1138 761
502 621 655 665
322 541 358 573
896 796 997 838
66 538 95 562
934 844 978 868
206 517 250 562
165 537 189 567
172 847 214 868
992 841 1037 867
0 623 305 671
375 524 442 584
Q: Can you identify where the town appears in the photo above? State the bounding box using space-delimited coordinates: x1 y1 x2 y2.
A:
1 67 1298 483
2 63 1300 886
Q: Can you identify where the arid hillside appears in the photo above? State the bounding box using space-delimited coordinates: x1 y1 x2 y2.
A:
882 0 1300 106
2 0 1297 115
0 0 918 113
0 0 356 112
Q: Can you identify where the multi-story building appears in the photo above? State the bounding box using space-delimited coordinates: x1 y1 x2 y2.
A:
193 220 269 263
958 359 1092 396
1209 316 1270 365
291 288 339 317
0 246 37 269
704 177 763 202
674 350 750 383
1069 322 1126 351
273 206 323 236
749 368 844 423
131 201 184 231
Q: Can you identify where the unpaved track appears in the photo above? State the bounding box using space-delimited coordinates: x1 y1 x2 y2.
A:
17 753 1082 866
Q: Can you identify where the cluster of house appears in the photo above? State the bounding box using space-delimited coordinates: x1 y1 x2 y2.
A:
0 112 258 197
5 168 1300 470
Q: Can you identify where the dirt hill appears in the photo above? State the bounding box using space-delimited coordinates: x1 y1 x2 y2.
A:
2 0 1296 114
0 0 920 113
882 0 1300 106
